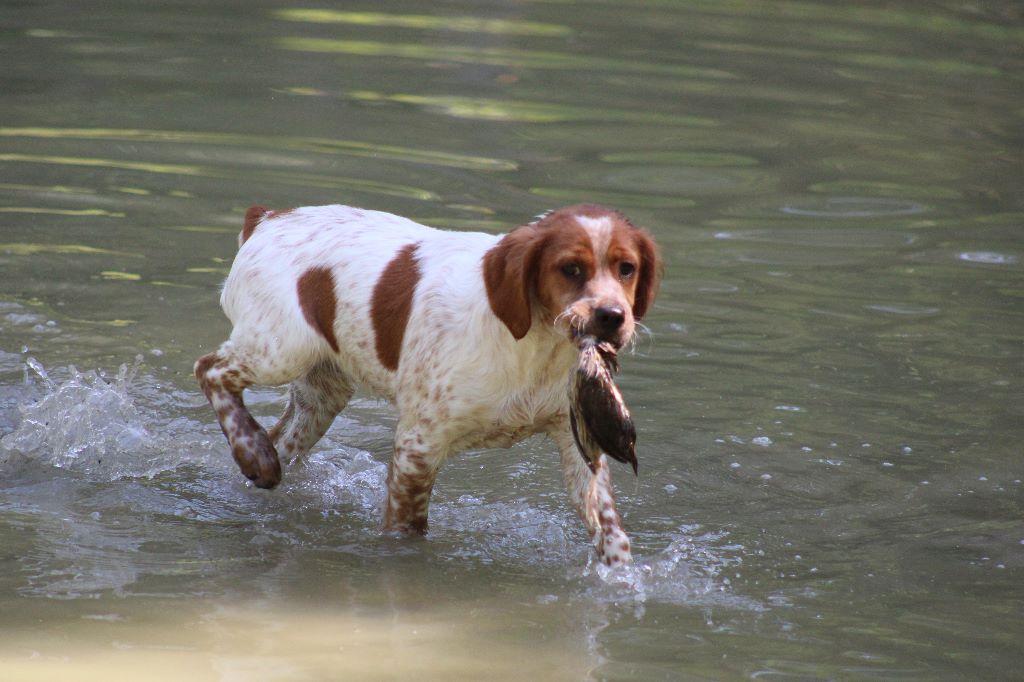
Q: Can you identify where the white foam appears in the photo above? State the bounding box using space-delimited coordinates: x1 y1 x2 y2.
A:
583 525 764 612
1 357 219 480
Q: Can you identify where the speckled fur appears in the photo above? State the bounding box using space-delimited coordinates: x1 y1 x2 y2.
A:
194 203 660 566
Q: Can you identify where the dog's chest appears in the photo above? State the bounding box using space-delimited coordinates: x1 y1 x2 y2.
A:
448 403 567 451
445 367 572 451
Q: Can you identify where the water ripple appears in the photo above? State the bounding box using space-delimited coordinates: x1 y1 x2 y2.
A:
274 9 573 37
864 304 941 317
276 37 738 80
0 127 516 171
781 197 928 218
0 152 437 201
348 90 715 126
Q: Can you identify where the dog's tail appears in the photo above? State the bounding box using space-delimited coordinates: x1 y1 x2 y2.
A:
239 205 271 247
240 205 295 247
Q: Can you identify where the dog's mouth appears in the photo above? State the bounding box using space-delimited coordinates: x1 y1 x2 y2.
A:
568 323 629 351
556 307 632 351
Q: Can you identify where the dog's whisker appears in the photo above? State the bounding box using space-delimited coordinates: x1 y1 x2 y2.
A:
555 310 588 340
630 322 655 355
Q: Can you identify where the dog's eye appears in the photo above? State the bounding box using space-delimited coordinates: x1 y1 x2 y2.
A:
618 262 636 279
561 263 583 279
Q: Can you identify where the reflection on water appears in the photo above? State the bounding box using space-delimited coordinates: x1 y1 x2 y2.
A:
346 90 717 126
0 127 519 171
0 151 439 201
780 197 929 218
275 37 738 79
2 0 1023 678
274 8 575 37
2 602 599 682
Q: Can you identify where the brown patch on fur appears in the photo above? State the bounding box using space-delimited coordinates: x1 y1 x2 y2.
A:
383 450 435 534
484 227 545 339
241 205 269 245
297 267 340 353
240 206 297 245
628 228 661 320
193 353 219 386
371 243 421 371
531 220 598 320
194 351 281 488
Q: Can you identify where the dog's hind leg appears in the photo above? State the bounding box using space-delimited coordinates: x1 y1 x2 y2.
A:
269 359 353 464
195 340 306 488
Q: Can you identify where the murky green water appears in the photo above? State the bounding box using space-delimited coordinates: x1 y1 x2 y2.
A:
2 1 1022 679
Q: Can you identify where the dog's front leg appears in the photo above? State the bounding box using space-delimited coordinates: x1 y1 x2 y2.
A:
549 424 633 566
382 426 444 535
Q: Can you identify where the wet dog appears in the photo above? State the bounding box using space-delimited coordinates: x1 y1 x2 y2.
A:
195 204 660 565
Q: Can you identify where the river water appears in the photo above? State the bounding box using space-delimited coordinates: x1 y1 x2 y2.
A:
1 1 1022 679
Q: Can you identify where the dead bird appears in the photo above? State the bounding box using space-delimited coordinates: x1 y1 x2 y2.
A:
568 336 638 475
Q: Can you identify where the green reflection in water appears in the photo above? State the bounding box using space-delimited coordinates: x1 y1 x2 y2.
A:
639 0 1024 43
840 53 1000 77
0 243 142 257
0 207 125 217
66 317 137 327
0 153 205 177
171 226 238 234
619 76 849 107
809 181 960 201
186 267 230 274
0 153 437 201
276 37 738 80
529 187 696 208
976 212 1024 225
0 183 95 195
700 41 1000 77
99 271 142 281
786 118 905 142
274 9 572 37
601 151 757 166
151 281 198 289
348 91 716 126
0 127 515 172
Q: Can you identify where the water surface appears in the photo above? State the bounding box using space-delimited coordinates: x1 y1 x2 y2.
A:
2 1 1022 679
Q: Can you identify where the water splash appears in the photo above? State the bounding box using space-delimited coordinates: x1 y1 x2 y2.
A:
583 525 763 612
429 496 578 566
297 448 387 521
1 358 761 610
1 357 209 480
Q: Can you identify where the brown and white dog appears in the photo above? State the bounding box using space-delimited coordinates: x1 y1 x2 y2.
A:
195 203 660 565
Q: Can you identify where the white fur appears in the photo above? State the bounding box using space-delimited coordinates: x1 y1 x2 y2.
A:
203 204 635 565
575 213 614 254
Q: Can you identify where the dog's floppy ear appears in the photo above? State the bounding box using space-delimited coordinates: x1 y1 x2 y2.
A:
630 228 662 320
483 226 546 340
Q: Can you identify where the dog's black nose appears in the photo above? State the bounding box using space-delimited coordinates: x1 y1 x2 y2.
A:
594 305 626 334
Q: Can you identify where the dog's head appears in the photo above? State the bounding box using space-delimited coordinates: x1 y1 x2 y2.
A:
483 204 661 349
